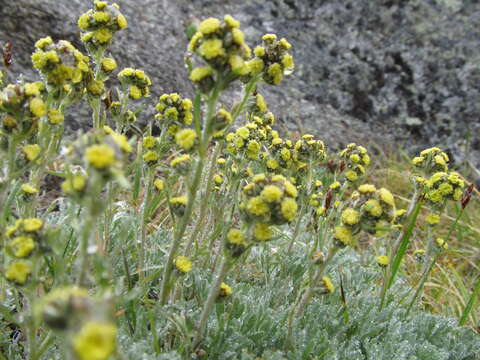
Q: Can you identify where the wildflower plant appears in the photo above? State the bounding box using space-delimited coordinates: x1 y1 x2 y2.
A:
0 2 478 360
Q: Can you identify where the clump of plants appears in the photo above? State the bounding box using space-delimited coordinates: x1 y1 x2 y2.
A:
0 1 478 359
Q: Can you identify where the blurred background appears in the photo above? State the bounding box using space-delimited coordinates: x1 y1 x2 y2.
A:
0 0 479 178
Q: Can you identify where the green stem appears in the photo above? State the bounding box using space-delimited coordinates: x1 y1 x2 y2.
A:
287 162 313 253
102 182 115 254
406 206 464 315
91 97 102 129
158 155 205 305
158 81 222 304
193 255 230 349
459 276 480 326
286 246 338 349
380 195 423 310
138 169 153 282
184 144 222 256
405 254 438 316
231 75 259 120
77 212 94 286
32 332 54 360
287 205 306 253
25 294 36 360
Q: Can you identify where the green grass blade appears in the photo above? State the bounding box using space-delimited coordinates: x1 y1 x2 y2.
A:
387 199 423 290
459 276 480 326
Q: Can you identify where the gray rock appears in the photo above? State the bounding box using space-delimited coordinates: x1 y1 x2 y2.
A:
1 0 479 168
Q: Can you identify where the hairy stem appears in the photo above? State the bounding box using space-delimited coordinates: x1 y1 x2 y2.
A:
193 255 230 348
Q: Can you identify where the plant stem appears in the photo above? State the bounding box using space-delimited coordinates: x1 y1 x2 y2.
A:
138 168 153 282
92 97 102 129
158 82 222 304
405 254 438 316
406 206 464 315
77 212 94 286
193 255 230 348
287 162 313 253
184 143 222 256
32 332 54 360
287 206 305 253
231 75 259 120
286 246 338 349
380 195 422 310
459 276 480 326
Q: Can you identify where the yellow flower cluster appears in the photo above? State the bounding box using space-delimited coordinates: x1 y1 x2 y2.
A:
22 143 42 163
62 130 130 185
20 183 39 195
320 276 335 294
62 173 88 196
226 121 273 160
211 108 233 136
78 0 127 50
47 108 65 125
412 147 449 174
3 218 44 285
219 282 233 297
154 178 165 191
423 171 465 204
248 93 269 118
334 184 396 246
360 186 396 234
170 195 188 216
85 143 117 169
175 128 197 151
226 228 248 257
189 15 251 82
0 82 46 134
425 212 441 225
308 191 323 208
435 237 449 250
117 68 152 100
101 57 117 73
6 218 44 241
249 33 294 85
241 174 298 228
32 38 90 90
268 136 294 170
175 255 192 273
213 172 225 187
293 134 327 165
73 321 117 360
377 255 389 267
339 143 370 182
413 248 426 261
170 154 192 174
155 93 193 139
5 261 32 285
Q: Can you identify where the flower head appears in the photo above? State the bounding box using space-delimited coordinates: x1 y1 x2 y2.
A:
5 261 32 285
73 322 117 360
377 255 389 267
85 144 116 169
175 256 192 273
8 237 35 258
219 282 233 297
249 34 294 85
175 128 197 150
320 276 335 294
78 1 128 51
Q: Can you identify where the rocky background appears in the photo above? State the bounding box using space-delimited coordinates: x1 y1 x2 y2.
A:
1 0 479 172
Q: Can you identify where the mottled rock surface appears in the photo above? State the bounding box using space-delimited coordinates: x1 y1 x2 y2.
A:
1 0 479 168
